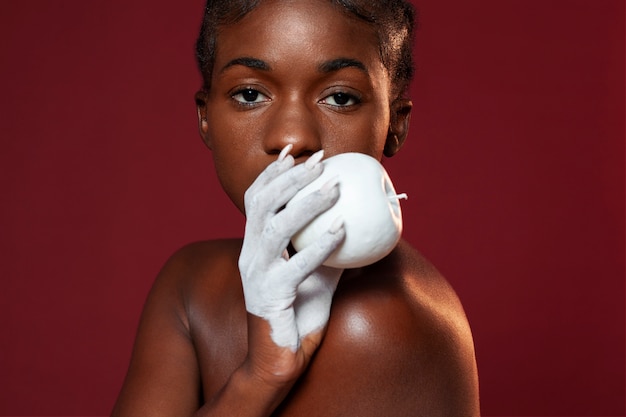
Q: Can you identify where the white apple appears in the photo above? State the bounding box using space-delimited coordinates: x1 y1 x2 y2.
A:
289 152 406 269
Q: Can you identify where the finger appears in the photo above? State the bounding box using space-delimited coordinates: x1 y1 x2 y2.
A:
270 178 340 239
252 180 339 266
294 269 343 340
248 224 344 309
282 218 346 283
247 150 325 216
242 150 296 242
245 155 295 210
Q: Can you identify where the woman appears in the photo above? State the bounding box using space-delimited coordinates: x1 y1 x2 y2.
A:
112 1 480 415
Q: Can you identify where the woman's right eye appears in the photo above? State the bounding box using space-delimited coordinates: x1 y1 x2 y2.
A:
231 88 270 105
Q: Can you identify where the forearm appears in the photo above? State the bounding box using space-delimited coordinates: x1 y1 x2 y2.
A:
195 355 295 417
195 147 343 417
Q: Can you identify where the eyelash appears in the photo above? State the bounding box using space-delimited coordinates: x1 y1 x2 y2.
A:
229 88 361 109
319 91 361 108
231 88 271 107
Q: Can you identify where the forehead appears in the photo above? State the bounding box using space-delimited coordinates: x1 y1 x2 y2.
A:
213 0 384 76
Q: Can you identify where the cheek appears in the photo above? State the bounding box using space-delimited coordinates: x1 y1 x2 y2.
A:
211 156 244 212
324 112 389 159
212 156 266 214
207 129 262 214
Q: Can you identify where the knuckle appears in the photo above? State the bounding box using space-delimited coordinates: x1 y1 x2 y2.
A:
238 257 249 272
317 228 344 252
243 188 257 207
303 190 336 214
294 254 309 271
262 217 282 237
244 191 266 214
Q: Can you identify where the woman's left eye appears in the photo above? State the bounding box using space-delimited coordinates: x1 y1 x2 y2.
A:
231 88 270 105
321 92 360 107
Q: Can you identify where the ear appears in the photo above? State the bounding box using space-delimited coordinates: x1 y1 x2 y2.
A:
384 98 412 157
195 90 211 149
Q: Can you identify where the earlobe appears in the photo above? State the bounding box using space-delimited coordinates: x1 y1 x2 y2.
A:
383 133 400 158
195 90 211 149
384 98 412 157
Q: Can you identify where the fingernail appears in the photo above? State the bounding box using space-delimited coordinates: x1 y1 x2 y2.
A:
329 216 344 233
278 144 294 161
304 149 324 170
320 176 339 194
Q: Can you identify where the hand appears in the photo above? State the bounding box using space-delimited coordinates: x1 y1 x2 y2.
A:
239 145 345 362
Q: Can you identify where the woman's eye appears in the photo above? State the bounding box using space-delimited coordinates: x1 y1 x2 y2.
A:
321 92 359 107
232 88 269 105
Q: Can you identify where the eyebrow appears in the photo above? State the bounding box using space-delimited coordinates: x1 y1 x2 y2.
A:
221 57 271 73
318 58 368 75
220 56 368 76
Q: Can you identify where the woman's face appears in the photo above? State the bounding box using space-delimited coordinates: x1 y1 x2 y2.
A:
197 0 398 213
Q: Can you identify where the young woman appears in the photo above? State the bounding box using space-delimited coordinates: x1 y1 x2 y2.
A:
112 1 480 415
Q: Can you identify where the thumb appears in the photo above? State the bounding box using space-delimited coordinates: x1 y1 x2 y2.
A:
293 267 343 340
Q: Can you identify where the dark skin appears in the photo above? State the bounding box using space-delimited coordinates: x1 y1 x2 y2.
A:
111 0 480 415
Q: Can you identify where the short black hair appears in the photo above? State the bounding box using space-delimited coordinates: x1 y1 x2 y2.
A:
195 0 416 98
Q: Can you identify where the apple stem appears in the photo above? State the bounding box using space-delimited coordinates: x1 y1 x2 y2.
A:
390 193 408 201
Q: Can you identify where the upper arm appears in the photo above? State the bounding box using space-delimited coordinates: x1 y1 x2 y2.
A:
275 283 480 417
111 250 201 417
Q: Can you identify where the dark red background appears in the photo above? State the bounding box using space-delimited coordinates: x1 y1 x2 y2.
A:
0 0 623 415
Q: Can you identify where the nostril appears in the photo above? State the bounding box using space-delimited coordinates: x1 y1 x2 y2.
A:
266 144 317 164
292 149 316 161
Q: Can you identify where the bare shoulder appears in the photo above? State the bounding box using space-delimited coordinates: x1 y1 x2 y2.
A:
153 238 243 301
157 238 243 283
112 239 245 416
152 238 245 333
278 240 480 417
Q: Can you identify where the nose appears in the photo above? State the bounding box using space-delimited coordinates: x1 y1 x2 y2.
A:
263 100 322 160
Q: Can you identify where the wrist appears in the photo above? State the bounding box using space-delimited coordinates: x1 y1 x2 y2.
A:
245 314 304 383
225 361 295 416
